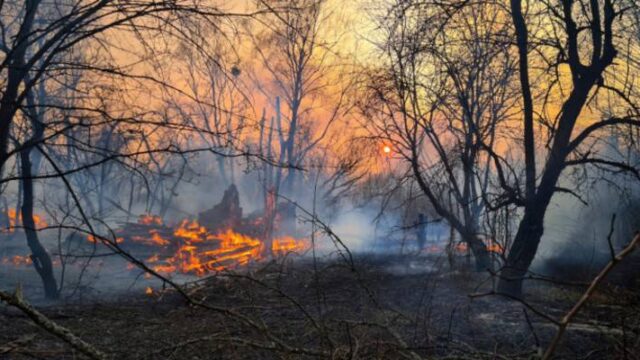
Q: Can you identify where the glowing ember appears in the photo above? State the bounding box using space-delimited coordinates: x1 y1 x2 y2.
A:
87 235 124 244
132 229 170 246
1 255 32 266
420 240 504 255
424 245 441 254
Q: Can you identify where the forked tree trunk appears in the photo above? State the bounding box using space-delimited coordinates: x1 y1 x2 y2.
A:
20 148 59 299
496 210 544 297
497 86 594 297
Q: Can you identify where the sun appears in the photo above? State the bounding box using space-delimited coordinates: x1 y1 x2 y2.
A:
383 145 391 154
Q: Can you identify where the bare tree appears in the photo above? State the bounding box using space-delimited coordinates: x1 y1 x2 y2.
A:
248 0 351 253
252 0 344 197
362 0 517 270
167 31 250 189
496 0 640 297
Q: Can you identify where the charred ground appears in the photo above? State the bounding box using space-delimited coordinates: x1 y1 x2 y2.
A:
2 253 639 359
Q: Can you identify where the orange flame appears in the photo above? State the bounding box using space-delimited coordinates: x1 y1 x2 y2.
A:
486 242 502 254
74 214 310 276
148 220 309 276
273 236 308 255
1 209 48 233
87 235 124 244
421 240 504 255
139 214 163 226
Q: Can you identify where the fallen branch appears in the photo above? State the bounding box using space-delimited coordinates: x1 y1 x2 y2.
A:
542 232 640 360
0 334 35 354
0 287 108 360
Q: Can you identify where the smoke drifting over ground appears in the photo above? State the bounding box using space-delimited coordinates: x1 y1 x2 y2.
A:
533 177 640 281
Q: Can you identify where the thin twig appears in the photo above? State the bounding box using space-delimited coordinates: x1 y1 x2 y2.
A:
542 232 640 360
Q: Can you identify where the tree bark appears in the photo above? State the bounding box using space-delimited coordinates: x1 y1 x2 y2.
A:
20 148 59 299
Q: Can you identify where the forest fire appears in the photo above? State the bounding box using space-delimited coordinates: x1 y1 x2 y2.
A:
2 1 640 358
107 214 309 276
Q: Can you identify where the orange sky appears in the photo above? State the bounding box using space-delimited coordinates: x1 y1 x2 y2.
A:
79 0 630 168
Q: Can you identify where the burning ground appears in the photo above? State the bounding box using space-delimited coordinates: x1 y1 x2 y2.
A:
1 185 310 296
2 253 639 359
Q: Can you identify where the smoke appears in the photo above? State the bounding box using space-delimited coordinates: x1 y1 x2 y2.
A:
533 178 640 280
319 206 382 253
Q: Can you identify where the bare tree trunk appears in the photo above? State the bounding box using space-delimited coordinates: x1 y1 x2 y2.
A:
0 1 41 175
262 188 276 257
446 225 456 268
464 233 491 272
20 148 59 299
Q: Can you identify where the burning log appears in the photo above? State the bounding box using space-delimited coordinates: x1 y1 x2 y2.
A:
198 184 243 233
105 214 309 276
108 215 177 256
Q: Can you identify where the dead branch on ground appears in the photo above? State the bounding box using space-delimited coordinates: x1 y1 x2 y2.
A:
0 287 108 360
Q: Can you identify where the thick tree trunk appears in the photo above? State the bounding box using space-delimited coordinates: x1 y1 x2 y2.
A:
497 207 545 298
21 148 59 299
